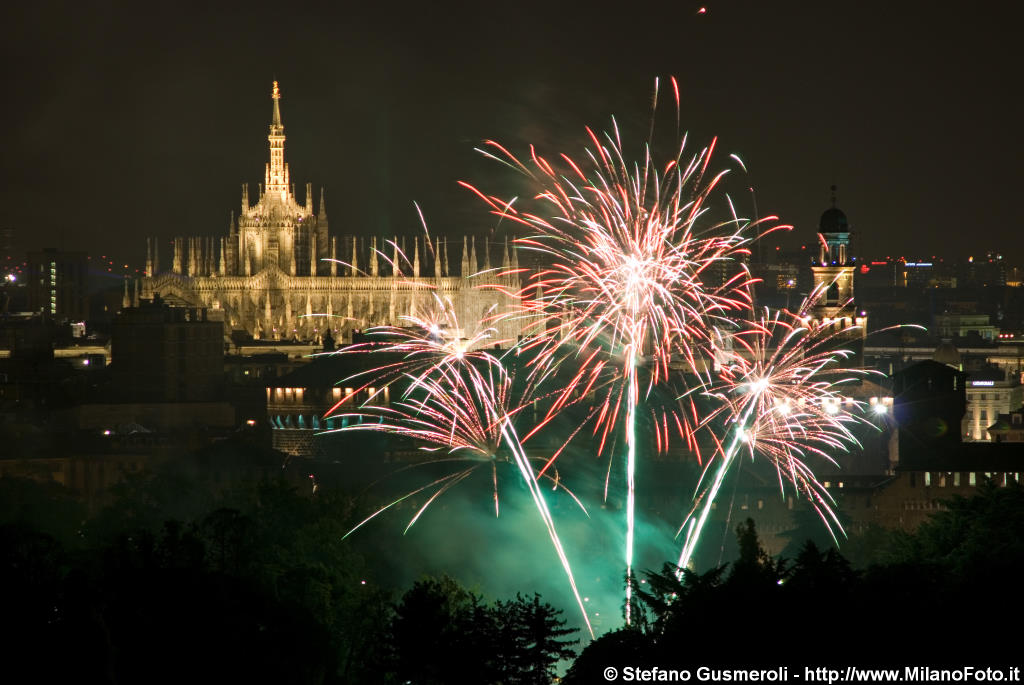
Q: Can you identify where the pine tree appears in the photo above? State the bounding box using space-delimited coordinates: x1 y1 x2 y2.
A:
497 593 579 684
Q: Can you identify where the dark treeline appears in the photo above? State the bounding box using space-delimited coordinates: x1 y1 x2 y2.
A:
566 484 1024 683
0 446 577 684
4 446 1024 683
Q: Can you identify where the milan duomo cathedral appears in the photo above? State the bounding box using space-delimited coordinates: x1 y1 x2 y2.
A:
140 82 523 344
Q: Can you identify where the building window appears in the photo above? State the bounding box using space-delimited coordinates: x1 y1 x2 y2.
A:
924 472 931 487
970 472 977 486
954 472 961 487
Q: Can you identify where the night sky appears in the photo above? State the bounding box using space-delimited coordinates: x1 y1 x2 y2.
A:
4 1 1020 267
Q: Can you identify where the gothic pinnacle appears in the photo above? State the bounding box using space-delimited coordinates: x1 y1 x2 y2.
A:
271 80 282 127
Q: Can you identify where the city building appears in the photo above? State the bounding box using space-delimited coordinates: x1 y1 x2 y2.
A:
111 295 224 403
892 359 966 461
963 365 1022 441
933 313 998 341
140 82 522 345
265 352 400 458
26 248 88 322
988 406 1024 443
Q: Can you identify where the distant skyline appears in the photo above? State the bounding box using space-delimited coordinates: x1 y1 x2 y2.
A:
3 1 1020 266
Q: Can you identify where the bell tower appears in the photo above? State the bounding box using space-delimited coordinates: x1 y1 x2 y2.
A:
809 186 866 353
811 186 857 317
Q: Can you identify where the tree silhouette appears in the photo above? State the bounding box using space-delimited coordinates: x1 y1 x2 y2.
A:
497 593 579 684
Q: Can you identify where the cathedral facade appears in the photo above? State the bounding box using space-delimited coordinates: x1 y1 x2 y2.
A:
141 82 522 345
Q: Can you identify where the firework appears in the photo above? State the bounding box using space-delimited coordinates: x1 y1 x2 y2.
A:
330 303 595 637
676 290 873 572
464 78 790 622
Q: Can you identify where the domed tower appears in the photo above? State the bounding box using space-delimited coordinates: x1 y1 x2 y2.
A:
809 187 867 354
811 187 855 314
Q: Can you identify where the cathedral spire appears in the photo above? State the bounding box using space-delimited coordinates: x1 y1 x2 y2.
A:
272 80 282 127
266 81 289 201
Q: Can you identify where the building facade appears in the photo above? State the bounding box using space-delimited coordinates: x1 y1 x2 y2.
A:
26 248 88 322
963 365 1022 441
111 295 225 403
140 82 522 345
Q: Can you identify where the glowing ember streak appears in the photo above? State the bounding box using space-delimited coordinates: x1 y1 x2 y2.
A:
331 305 594 637
465 77 788 622
677 289 873 572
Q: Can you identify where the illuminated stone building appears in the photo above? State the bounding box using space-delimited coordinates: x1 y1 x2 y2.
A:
963 365 1022 442
808 190 867 359
140 82 521 345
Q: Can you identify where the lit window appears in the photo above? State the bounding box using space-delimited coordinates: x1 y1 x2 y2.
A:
970 472 977 486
